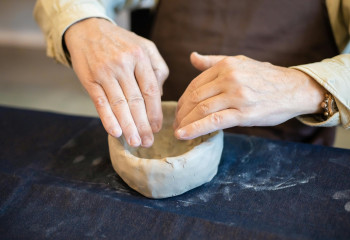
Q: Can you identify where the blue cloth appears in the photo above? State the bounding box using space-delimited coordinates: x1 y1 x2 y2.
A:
0 106 350 239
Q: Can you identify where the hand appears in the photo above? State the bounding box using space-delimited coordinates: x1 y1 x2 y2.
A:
174 52 326 140
64 18 169 147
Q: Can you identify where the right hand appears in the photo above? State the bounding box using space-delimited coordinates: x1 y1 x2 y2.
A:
64 18 169 147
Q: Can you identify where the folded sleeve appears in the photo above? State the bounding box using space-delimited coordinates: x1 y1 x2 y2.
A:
292 54 350 129
34 0 118 66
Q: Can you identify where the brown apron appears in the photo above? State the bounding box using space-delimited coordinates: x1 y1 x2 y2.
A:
150 0 339 146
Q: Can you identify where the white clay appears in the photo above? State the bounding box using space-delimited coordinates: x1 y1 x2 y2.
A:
108 101 224 199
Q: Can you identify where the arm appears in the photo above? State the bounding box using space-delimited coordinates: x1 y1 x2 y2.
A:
33 0 157 66
34 0 115 66
173 53 327 140
173 0 350 140
34 0 168 148
174 53 350 140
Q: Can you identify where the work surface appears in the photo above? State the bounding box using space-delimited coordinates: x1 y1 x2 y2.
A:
0 107 349 239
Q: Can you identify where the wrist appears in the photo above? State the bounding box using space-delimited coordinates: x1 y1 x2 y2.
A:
291 69 327 116
64 18 111 52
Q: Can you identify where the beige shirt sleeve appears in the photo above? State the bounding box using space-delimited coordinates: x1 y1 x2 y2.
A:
33 0 156 67
34 0 115 66
292 0 350 129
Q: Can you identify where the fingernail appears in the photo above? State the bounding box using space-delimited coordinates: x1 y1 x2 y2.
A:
176 128 186 138
130 135 141 147
111 128 122 138
142 136 153 147
151 123 159 132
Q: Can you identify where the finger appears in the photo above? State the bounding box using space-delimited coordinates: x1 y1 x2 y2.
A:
129 97 155 148
135 58 163 133
177 66 219 114
175 109 241 140
177 93 232 129
146 42 169 96
101 76 143 147
190 52 226 71
85 83 122 138
174 80 223 129
116 69 155 147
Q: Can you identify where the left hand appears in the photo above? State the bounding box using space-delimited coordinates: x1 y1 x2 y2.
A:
174 52 326 140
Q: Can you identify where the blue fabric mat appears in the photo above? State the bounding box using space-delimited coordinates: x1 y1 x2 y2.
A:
0 106 350 239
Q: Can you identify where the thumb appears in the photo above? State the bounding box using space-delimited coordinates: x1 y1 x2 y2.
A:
190 52 226 71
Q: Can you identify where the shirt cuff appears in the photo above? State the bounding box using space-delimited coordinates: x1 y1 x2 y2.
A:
297 113 340 127
291 55 350 129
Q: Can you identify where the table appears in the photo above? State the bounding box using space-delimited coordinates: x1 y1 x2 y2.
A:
0 106 350 239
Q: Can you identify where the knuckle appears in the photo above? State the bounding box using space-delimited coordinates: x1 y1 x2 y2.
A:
93 96 108 109
227 70 238 80
113 52 132 67
188 80 198 91
220 70 238 85
127 95 145 105
130 45 144 59
189 88 200 103
220 57 233 66
142 83 160 98
110 97 127 107
155 67 169 82
210 112 223 127
191 120 201 130
198 102 210 115
145 40 156 49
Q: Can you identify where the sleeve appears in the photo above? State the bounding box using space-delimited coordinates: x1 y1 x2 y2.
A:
291 0 350 129
33 0 157 67
33 0 115 66
292 55 350 129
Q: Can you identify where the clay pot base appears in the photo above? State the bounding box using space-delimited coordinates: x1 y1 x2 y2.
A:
108 101 224 199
